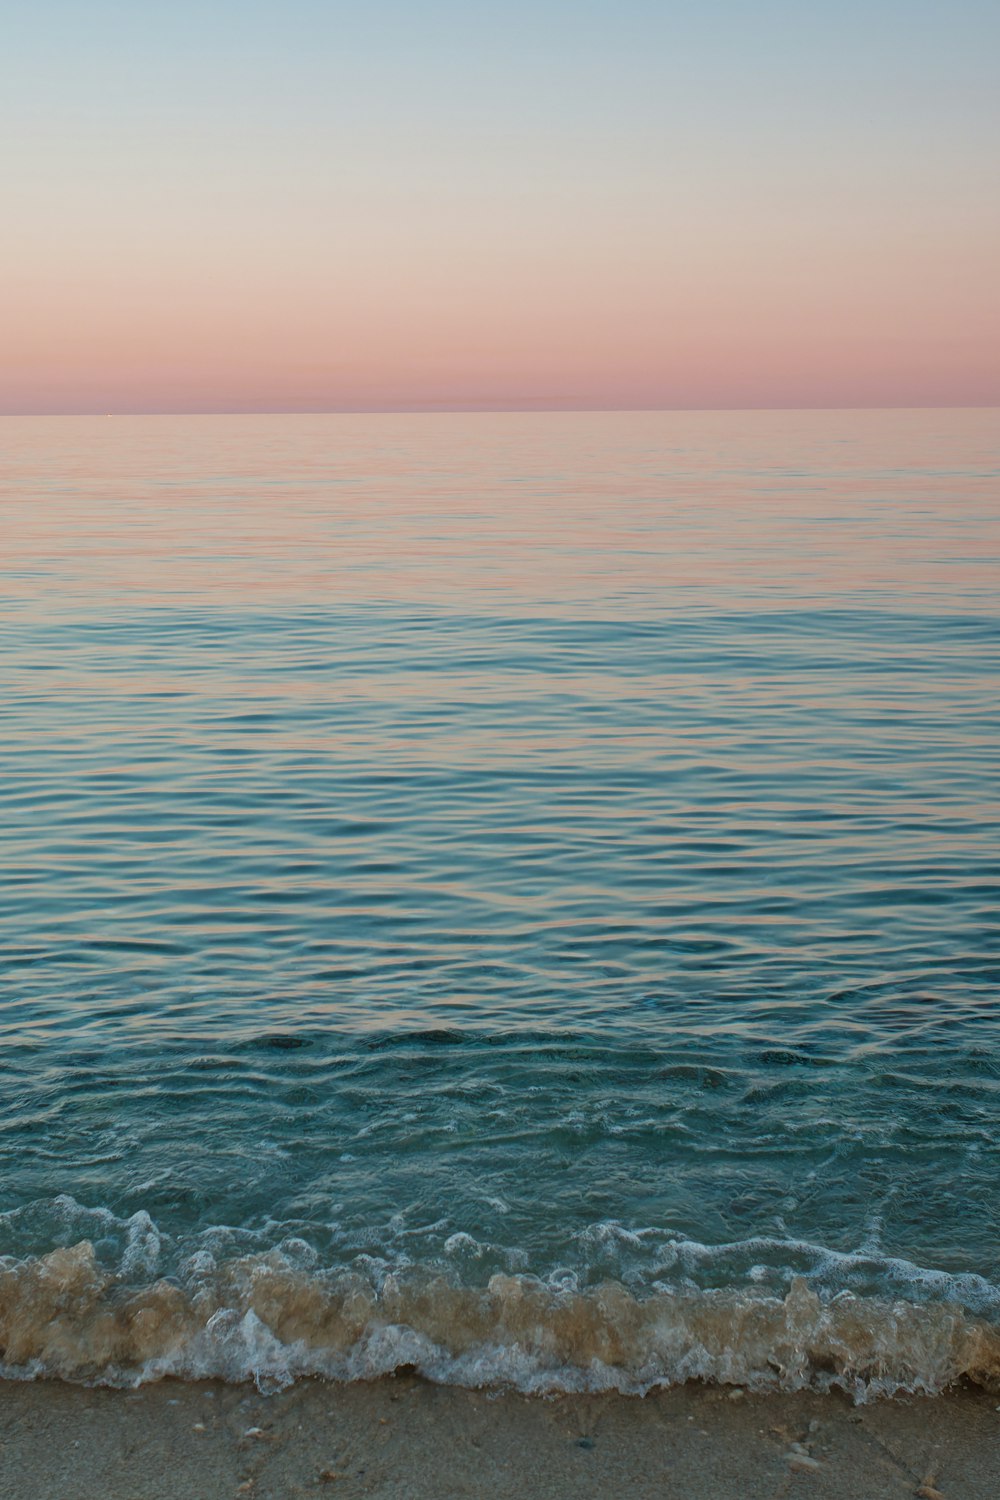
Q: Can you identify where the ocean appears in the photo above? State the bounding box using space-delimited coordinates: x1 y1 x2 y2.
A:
1 408 998 1398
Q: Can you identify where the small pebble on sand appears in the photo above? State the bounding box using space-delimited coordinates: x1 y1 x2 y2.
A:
786 1451 822 1473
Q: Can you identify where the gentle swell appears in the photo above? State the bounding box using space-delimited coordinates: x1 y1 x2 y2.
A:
2 1240 999 1401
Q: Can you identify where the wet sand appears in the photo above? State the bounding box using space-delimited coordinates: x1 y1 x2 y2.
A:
1 1377 998 1500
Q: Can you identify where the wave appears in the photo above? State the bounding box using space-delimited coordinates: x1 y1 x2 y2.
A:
2 1237 999 1401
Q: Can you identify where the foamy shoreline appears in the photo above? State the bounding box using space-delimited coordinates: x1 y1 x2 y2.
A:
5 1238 1000 1401
1 1374 998 1499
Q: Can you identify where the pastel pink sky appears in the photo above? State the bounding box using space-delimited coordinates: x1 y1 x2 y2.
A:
3 2 999 413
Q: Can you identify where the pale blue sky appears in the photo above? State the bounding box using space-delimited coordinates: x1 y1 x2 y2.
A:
3 1 998 410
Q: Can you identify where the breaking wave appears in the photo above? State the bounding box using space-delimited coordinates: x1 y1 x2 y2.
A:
2 1233 999 1401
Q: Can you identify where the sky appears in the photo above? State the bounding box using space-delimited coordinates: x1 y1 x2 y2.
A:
2 1 999 413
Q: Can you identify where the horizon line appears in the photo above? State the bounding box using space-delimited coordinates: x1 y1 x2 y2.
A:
2 401 998 419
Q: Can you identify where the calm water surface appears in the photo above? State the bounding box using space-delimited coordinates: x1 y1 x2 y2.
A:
1 410 998 1393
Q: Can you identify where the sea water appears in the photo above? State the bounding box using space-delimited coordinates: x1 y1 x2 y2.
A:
1 409 998 1397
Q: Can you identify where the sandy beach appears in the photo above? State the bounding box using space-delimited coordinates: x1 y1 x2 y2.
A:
1 1377 998 1500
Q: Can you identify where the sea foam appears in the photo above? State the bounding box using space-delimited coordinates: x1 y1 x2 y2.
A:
2 1237 998 1401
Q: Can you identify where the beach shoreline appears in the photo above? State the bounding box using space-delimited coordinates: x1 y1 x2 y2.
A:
1 1375 997 1500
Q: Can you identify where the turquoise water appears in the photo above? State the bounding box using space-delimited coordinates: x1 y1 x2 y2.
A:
1 409 999 1395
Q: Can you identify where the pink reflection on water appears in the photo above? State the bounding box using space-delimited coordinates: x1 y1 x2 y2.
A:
1 409 998 619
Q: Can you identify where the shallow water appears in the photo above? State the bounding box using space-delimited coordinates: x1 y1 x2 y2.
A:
1 409 999 1394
